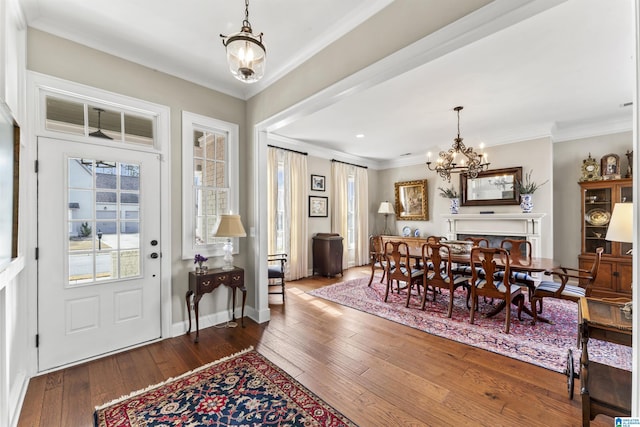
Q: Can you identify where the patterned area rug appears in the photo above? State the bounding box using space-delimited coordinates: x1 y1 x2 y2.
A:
309 277 632 373
94 347 356 427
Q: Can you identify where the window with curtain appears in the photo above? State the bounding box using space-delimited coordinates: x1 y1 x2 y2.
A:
331 161 369 268
267 146 308 280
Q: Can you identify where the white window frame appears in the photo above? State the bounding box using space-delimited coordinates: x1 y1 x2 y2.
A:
181 111 239 260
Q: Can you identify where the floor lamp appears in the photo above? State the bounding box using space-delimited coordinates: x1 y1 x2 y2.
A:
378 201 395 235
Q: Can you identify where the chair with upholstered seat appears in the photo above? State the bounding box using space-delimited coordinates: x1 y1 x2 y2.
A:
450 236 489 278
384 241 424 307
530 247 603 325
499 239 538 309
267 253 287 302
469 247 523 334
368 235 393 286
421 242 470 317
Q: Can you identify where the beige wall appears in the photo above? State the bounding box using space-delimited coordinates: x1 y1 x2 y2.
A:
553 131 633 267
376 137 554 256
27 29 247 324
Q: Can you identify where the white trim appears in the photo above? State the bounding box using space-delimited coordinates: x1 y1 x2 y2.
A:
26 71 172 372
180 111 240 261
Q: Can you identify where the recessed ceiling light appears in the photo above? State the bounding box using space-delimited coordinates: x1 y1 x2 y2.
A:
355 134 365 138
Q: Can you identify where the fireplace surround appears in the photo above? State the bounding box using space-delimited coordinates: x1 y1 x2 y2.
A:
441 213 546 257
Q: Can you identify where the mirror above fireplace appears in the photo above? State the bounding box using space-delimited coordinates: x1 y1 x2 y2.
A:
460 167 523 206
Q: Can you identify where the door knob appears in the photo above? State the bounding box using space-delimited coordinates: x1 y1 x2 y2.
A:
150 252 159 259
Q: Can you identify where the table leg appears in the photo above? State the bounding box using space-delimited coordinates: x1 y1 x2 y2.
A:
231 287 237 323
194 294 202 343
241 286 246 327
185 290 193 334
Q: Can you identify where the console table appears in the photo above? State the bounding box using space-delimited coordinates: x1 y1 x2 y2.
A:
185 267 246 343
578 297 632 426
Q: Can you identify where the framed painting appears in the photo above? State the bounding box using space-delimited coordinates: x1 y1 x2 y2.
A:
394 179 428 221
309 196 328 217
311 174 326 191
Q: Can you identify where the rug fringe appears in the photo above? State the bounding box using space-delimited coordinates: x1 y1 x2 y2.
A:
94 346 254 411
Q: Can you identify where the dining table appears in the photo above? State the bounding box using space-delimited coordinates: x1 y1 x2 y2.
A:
378 236 561 323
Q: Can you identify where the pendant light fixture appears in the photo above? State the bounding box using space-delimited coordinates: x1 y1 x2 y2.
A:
426 106 489 181
89 108 113 140
220 0 266 83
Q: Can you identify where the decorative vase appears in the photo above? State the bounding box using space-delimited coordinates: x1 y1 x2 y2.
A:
449 198 460 214
196 264 207 274
520 194 533 213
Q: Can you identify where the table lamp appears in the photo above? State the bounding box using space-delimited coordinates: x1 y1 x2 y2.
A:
605 202 633 251
213 214 247 270
378 201 395 235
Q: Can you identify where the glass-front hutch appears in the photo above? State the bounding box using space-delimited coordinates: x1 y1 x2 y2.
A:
579 178 632 298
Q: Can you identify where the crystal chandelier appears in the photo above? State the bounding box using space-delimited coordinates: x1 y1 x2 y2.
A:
426 106 490 182
220 0 266 83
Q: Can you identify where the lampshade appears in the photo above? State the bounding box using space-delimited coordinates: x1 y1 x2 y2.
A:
213 214 247 238
605 203 633 243
378 201 395 215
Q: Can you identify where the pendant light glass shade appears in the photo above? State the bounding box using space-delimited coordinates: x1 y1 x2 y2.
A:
220 0 266 83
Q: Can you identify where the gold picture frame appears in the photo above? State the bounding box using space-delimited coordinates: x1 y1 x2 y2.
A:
395 179 428 221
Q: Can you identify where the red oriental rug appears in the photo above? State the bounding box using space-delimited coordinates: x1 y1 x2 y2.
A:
94 347 356 427
309 277 632 373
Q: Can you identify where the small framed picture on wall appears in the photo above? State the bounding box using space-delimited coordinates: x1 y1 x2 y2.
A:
309 196 328 217
311 174 326 191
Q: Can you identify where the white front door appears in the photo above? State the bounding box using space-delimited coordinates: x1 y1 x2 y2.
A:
37 137 161 371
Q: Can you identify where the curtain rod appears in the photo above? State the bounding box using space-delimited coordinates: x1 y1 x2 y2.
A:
331 159 368 169
267 144 308 156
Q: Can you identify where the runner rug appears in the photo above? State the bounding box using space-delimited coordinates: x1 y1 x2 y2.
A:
94 347 356 427
309 277 632 373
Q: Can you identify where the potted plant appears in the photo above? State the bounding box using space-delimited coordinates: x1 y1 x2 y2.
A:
516 170 548 213
194 254 208 274
438 186 460 214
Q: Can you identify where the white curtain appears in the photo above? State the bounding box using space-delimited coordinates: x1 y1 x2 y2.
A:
354 166 369 266
286 150 308 279
331 161 369 268
267 147 308 280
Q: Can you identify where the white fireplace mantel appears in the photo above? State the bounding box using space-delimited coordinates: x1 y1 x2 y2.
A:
442 213 546 257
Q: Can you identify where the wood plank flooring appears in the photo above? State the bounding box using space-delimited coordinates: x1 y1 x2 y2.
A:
18 266 612 426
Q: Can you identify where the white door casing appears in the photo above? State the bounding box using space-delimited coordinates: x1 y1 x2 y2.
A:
37 137 161 371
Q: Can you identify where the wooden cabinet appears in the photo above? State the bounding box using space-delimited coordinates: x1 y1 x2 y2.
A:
579 178 632 298
312 233 343 277
578 297 631 426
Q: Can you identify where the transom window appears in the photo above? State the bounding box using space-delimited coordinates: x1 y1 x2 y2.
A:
44 95 156 146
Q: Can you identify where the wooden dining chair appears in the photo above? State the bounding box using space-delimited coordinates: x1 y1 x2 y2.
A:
384 241 424 306
421 242 470 317
450 236 489 278
499 238 538 309
368 235 393 286
530 247 603 325
469 247 523 334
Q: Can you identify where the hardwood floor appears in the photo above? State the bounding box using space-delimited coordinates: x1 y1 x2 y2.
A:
18 266 611 427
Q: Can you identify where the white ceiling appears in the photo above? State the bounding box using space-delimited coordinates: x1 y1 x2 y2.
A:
19 0 635 167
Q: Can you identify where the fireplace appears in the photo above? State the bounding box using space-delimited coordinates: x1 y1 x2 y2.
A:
442 213 546 257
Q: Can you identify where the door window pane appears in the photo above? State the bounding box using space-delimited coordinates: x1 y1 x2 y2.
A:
67 156 142 284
